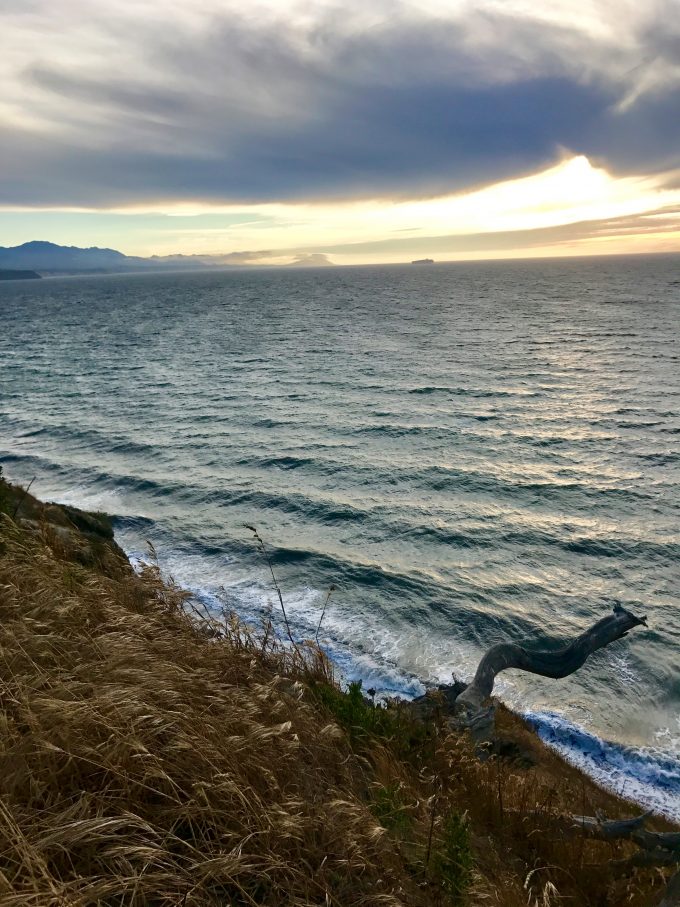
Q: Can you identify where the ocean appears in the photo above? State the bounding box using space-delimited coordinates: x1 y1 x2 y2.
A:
1 255 679 817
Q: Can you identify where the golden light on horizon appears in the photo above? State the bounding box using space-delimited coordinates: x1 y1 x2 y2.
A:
1 156 679 264
122 156 680 262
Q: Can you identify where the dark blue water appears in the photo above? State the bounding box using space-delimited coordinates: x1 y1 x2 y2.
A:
2 257 679 816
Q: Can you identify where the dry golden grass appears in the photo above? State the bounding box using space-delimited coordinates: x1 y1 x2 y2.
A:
0 480 677 906
0 510 414 906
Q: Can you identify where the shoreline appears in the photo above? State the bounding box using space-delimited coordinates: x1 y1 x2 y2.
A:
5 467 680 823
115 524 680 825
1 472 678 905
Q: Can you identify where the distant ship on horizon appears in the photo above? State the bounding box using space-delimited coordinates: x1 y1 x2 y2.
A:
411 258 434 264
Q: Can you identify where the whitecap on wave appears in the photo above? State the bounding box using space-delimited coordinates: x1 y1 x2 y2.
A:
526 710 680 821
159 547 680 822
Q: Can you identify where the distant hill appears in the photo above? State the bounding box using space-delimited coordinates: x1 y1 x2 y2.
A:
0 241 334 275
0 268 42 281
0 241 148 275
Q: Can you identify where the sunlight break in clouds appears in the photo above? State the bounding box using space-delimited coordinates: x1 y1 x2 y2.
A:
1 0 679 260
1 156 679 264
98 156 680 263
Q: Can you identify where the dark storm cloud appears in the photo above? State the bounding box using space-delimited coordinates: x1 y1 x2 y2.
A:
2 2 680 207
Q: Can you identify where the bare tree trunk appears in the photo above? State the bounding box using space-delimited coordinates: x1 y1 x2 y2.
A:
456 604 647 714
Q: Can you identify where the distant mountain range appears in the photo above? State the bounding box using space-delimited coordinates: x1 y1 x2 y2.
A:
0 241 212 275
0 241 334 275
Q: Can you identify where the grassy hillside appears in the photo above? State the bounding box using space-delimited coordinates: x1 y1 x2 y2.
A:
0 470 676 906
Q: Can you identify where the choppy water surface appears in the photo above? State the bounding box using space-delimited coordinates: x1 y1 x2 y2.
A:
1 257 679 816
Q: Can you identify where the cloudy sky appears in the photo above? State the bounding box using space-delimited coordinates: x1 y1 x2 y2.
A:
1 0 679 264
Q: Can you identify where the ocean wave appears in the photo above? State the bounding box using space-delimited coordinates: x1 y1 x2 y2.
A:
526 711 680 820
126 535 680 823
234 454 328 472
6 447 674 572
500 527 680 562
407 385 452 395
355 422 447 437
636 452 680 466
616 421 665 430
407 386 541 398
423 469 650 503
215 488 369 525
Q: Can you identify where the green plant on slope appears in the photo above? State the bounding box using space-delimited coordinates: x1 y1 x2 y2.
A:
0 466 11 515
431 810 472 903
371 782 412 836
313 678 416 748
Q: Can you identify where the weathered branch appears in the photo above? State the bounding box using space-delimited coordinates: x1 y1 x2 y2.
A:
659 870 680 907
569 815 680 854
609 850 680 873
509 810 680 904
571 811 652 839
508 810 680 857
457 604 647 714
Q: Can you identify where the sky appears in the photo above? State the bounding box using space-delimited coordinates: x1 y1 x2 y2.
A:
1 0 680 265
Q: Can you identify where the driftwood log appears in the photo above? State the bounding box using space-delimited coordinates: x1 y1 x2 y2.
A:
446 606 677 904
524 812 680 906
457 603 647 713
452 604 648 747
506 810 679 904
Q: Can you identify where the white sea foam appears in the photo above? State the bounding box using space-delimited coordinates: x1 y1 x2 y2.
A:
11 464 680 822
49 485 125 513
125 540 680 821
526 710 680 821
